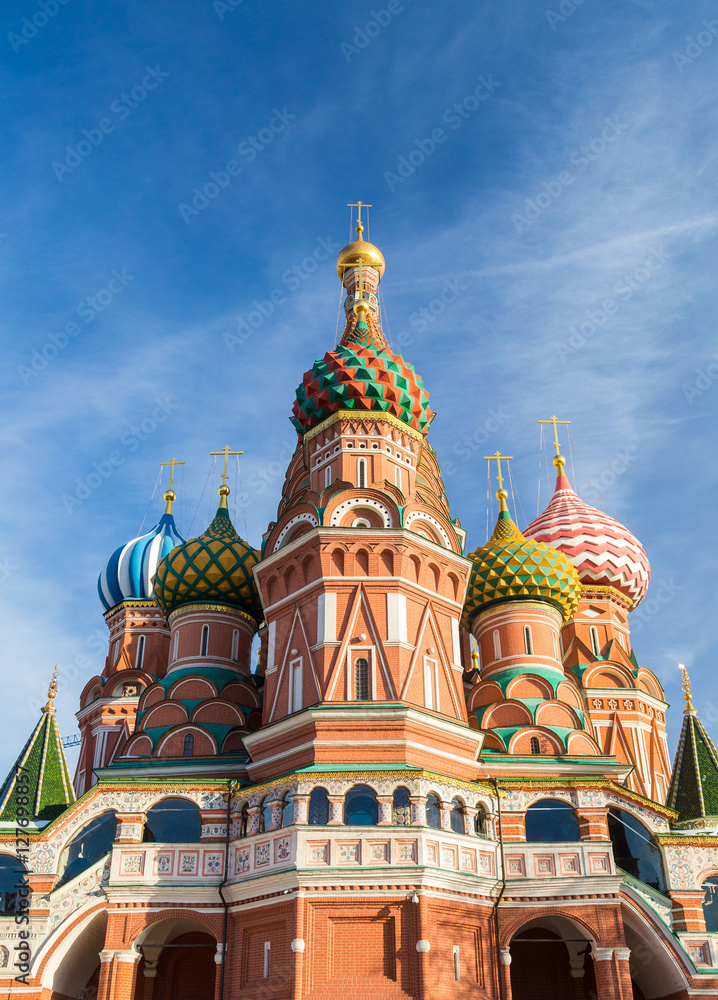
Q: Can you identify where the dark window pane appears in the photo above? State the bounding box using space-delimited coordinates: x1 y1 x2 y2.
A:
0 855 28 915
354 658 369 700
57 812 116 887
393 787 411 826
525 800 580 842
143 798 200 844
703 877 718 932
308 788 329 825
344 785 378 825
426 793 441 829
450 799 464 834
608 807 666 892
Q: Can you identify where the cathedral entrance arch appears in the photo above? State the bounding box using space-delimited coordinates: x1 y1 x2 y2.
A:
39 907 107 1000
621 902 687 999
507 915 597 1000
133 917 218 1000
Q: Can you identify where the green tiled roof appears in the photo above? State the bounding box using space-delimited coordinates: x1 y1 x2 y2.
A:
0 705 74 824
667 710 718 821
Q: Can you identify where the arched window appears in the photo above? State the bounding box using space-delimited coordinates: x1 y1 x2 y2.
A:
172 631 179 663
357 458 366 488
183 733 194 757
57 812 117 887
552 631 559 660
290 657 303 713
617 632 625 650
354 657 369 700
493 630 501 660
113 640 120 665
393 787 411 826
231 629 239 661
394 466 402 490
525 799 580 843
608 807 666 892
239 803 249 839
260 796 272 833
530 736 541 755
135 634 145 670
702 877 718 932
590 626 600 656
450 798 464 834
200 625 209 657
524 626 533 655
281 795 294 828
0 854 28 915
324 465 332 489
475 805 487 838
425 793 441 830
344 785 378 826
143 798 201 844
308 787 329 825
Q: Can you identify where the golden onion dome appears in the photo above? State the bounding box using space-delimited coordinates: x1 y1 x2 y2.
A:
336 223 385 282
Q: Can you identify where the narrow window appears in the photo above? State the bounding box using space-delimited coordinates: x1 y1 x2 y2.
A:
290 657 303 713
493 630 501 660
112 640 120 665
239 803 249 838
453 946 460 982
552 631 559 660
354 657 369 700
393 787 411 826
475 805 487 837
425 793 441 829
201 625 209 657
282 795 294 828
524 626 533 655
530 736 540 755
450 798 464 834
559 631 564 656
183 733 194 757
590 626 600 656
617 632 625 650
263 942 271 979
357 458 366 488
394 466 401 490
172 631 179 663
424 657 438 711
231 629 239 661
324 464 331 489
136 635 145 671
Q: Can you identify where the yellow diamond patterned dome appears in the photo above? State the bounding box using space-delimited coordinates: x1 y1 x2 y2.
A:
462 503 580 629
153 499 262 620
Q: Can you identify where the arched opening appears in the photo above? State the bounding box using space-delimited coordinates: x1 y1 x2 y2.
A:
231 629 239 661
524 626 533 655
493 629 501 659
308 787 329 825
134 918 217 1000
425 793 441 830
509 918 596 1000
41 909 108 1000
344 785 378 826
260 796 272 833
0 854 27 915
357 457 367 488
356 548 369 575
703 876 718 931
608 807 666 892
200 625 209 657
56 812 116 888
183 733 194 757
590 625 600 656
354 656 369 700
331 549 344 575
552 630 559 660
239 802 249 838
173 631 179 662
530 736 541 755
475 804 487 837
525 799 580 842
281 794 294 828
136 634 146 670
143 798 201 844
393 787 411 826
450 798 464 834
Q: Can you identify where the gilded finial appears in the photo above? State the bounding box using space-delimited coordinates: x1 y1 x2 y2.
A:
209 447 244 508
470 644 480 673
679 663 695 713
484 451 514 510
160 458 185 514
538 415 571 472
43 666 58 714
348 201 371 239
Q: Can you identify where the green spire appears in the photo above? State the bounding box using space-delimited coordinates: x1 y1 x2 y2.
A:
667 710 718 823
0 670 75 826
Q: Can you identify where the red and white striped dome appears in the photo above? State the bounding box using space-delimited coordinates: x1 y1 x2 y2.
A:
524 470 650 607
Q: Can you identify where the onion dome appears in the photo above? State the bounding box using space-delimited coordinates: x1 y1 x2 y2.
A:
336 228 385 280
462 491 580 629
98 491 185 612
292 317 434 435
523 456 650 607
153 487 262 621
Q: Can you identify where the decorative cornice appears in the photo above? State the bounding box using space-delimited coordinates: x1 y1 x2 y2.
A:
167 603 258 627
104 599 162 621
578 584 634 610
303 409 425 446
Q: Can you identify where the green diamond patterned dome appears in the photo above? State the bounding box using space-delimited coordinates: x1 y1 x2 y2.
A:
153 498 262 621
292 317 434 436
462 502 580 629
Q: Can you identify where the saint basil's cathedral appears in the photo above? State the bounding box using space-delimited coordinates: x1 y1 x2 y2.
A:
1 214 717 1000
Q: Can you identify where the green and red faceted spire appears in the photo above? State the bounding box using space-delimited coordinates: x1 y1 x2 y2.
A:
291 204 434 436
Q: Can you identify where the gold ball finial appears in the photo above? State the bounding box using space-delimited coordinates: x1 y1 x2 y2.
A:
497 489 508 500
43 666 59 714
680 663 695 712
219 485 230 497
554 454 566 471
354 300 369 319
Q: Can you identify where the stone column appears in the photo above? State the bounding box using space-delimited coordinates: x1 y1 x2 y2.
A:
669 889 707 931
410 795 426 826
293 793 310 825
327 795 344 824
377 795 393 824
248 805 261 835
464 805 478 836
592 947 617 999
499 947 513 1000
414 893 430 1000
439 802 452 832
266 797 283 831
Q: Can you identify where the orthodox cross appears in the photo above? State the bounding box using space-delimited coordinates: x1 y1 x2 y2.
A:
538 415 571 457
483 451 514 492
209 447 244 490
160 457 185 492
348 201 371 230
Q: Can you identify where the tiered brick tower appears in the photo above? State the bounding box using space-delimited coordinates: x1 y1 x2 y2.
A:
3 214 718 1000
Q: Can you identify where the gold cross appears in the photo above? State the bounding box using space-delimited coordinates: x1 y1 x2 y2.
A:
679 663 694 711
538 415 571 457
160 457 185 491
348 201 372 230
483 451 513 491
209 446 244 489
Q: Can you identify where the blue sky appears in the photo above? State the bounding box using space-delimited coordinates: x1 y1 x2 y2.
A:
2 0 717 779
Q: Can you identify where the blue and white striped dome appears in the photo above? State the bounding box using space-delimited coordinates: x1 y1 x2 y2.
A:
98 511 185 612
